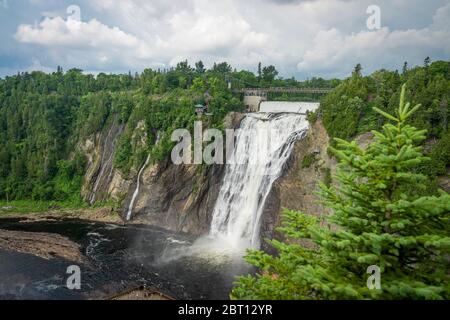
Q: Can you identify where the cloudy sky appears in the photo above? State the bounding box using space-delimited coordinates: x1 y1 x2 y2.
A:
0 0 449 79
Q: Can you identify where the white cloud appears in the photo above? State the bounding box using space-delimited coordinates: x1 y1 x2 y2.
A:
14 0 270 71
14 15 158 70
9 0 450 78
15 17 140 49
297 2 450 77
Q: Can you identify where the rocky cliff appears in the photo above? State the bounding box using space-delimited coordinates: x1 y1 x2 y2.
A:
79 112 337 246
260 119 336 251
125 112 245 234
78 111 448 253
79 117 128 204
79 112 245 234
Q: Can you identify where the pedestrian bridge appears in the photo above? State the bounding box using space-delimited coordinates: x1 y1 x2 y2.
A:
235 87 333 95
237 87 331 112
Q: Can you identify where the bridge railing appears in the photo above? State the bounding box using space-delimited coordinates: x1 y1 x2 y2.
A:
234 87 333 95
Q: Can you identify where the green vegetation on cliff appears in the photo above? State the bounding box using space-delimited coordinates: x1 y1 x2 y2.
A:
319 60 450 189
232 85 450 300
0 64 243 202
0 61 338 203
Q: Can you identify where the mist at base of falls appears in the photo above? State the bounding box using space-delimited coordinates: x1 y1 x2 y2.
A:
157 234 250 266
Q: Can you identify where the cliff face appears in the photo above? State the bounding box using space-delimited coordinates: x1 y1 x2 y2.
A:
125 112 245 234
124 160 224 234
79 118 129 204
260 120 336 251
79 112 244 234
79 113 336 245
75 111 448 253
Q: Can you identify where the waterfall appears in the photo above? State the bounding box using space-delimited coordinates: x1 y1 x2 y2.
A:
126 133 161 221
126 153 152 221
260 101 320 114
209 104 317 250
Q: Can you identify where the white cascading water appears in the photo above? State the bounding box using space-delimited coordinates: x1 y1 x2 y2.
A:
209 103 317 250
126 134 160 221
126 153 151 221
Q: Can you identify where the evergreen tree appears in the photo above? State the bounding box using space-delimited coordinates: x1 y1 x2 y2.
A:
232 84 450 300
195 60 205 74
212 62 232 74
262 65 279 83
353 63 363 77
402 61 408 75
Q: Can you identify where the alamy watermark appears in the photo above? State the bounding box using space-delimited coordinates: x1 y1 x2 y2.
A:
366 5 381 30
37 4 81 22
67 5 81 22
66 265 81 290
170 121 303 172
367 265 382 290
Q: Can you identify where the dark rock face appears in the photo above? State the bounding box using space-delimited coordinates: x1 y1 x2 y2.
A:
81 118 125 204
128 161 225 235
438 169 450 193
259 120 335 252
259 186 281 254
123 112 245 235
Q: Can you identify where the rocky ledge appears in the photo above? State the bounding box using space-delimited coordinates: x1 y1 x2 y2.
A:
0 229 85 263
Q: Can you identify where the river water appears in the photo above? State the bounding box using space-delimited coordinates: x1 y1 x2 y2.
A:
0 217 252 300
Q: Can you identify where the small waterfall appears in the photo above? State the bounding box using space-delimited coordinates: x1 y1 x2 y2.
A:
126 134 161 221
209 105 317 250
126 153 152 221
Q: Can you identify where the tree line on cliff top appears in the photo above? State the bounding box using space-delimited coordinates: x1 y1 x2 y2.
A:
0 60 448 206
0 61 335 203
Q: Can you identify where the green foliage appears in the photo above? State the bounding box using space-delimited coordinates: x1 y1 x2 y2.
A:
306 110 318 123
321 61 450 141
301 153 317 169
0 199 86 215
322 167 332 187
114 133 133 176
320 60 450 184
232 85 450 300
425 131 450 176
321 72 369 140
0 62 249 201
51 158 85 205
262 65 279 83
